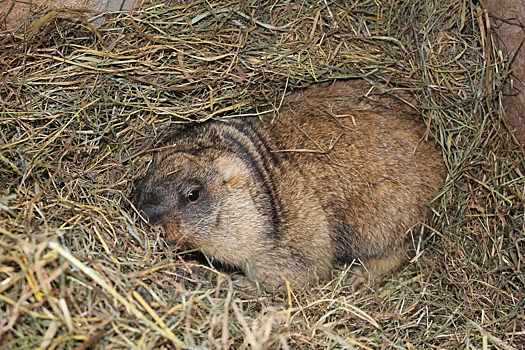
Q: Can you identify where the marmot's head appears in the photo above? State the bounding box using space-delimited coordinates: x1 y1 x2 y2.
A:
134 143 273 269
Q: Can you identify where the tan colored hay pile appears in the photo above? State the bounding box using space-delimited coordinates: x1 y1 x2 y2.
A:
1 1 523 348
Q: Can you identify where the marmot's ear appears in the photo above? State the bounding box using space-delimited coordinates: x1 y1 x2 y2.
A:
215 156 245 189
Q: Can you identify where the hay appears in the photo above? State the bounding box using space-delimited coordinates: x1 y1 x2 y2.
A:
1 0 524 348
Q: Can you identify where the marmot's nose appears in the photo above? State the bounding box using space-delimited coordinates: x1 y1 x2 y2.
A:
135 191 169 225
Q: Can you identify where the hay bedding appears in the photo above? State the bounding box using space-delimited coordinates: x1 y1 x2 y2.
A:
0 0 523 348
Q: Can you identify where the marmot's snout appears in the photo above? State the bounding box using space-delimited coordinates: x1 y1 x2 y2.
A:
135 182 171 225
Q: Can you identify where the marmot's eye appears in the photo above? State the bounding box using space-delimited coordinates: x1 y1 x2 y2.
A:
187 189 200 202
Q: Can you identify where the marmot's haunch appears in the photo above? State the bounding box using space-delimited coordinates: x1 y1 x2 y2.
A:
134 80 446 289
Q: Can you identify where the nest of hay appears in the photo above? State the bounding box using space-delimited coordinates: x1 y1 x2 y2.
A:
1 0 523 348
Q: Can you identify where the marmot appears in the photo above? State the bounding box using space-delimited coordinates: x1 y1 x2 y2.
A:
134 80 446 289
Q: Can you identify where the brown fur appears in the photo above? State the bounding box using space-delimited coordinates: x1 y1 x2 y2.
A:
134 80 446 289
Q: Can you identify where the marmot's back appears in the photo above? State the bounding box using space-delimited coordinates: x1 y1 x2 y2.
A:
134 80 446 289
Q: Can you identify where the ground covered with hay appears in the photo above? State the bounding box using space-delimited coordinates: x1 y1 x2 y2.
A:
1 0 524 349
